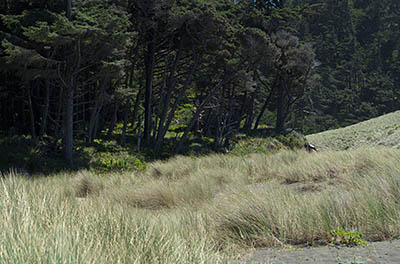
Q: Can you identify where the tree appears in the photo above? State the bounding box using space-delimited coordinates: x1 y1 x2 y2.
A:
1 0 131 163
271 31 316 132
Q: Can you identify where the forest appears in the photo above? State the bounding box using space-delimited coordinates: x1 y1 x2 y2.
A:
1 0 399 166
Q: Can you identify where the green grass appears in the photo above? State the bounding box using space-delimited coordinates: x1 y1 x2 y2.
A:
307 110 400 150
2 145 400 263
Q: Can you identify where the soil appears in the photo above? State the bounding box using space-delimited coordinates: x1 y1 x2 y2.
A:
238 240 400 264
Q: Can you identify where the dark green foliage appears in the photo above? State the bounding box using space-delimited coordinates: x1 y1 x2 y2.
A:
0 135 69 174
294 0 400 133
1 0 399 172
0 135 147 174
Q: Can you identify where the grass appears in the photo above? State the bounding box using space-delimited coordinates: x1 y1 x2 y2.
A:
0 171 224 264
3 111 400 262
2 145 400 263
307 110 400 150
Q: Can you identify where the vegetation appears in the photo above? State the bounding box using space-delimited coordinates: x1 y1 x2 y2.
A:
330 228 367 247
3 0 398 165
2 145 400 262
337 258 366 264
307 110 400 150
0 131 307 173
0 0 318 164
1 0 400 263
1 0 399 163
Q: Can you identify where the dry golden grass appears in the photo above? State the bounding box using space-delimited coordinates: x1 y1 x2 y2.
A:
0 171 225 264
2 146 400 262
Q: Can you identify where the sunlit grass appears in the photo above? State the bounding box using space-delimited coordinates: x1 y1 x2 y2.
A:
0 172 224 264
307 110 400 150
2 146 400 262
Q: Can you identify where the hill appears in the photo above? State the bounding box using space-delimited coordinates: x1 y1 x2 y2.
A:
307 110 400 150
3 112 400 263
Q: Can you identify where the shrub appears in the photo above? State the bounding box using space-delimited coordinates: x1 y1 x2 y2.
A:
276 131 307 150
330 228 367 247
91 151 146 173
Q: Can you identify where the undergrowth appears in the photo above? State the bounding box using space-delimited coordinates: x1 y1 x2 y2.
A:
0 131 306 174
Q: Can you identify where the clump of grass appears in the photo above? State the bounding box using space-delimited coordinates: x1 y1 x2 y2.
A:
73 171 103 197
147 155 198 180
116 166 246 209
0 171 224 264
209 147 400 248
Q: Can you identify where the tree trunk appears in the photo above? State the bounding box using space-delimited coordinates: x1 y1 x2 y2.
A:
94 109 104 139
88 81 107 143
26 81 36 138
253 89 274 130
203 109 212 137
276 78 286 133
107 101 120 138
131 89 142 133
137 114 142 153
253 73 278 130
64 78 74 164
143 35 155 144
63 0 74 164
253 96 270 130
66 0 72 20
214 86 225 149
154 55 198 153
121 101 130 147
120 50 137 146
88 102 101 143
55 85 64 139
243 91 256 130
39 79 50 139
175 77 227 153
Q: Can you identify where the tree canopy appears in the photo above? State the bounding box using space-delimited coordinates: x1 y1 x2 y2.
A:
1 0 399 163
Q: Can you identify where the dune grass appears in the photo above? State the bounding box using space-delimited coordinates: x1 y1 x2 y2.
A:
307 110 400 150
2 146 400 263
0 171 224 264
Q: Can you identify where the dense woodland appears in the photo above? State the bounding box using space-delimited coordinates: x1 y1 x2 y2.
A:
0 0 399 165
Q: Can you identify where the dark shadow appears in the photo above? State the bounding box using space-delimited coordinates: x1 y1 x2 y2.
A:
0 127 307 176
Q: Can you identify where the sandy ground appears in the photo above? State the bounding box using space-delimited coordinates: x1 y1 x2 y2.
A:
237 240 400 264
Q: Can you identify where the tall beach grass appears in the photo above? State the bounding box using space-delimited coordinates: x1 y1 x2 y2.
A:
2 147 400 262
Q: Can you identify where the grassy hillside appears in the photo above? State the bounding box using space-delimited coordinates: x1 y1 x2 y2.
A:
307 110 400 150
3 113 400 263
2 146 400 263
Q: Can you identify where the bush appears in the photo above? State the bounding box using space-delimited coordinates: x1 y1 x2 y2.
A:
276 131 307 150
91 151 146 173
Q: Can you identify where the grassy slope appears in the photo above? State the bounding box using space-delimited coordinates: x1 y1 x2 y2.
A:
307 110 400 150
3 113 400 263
